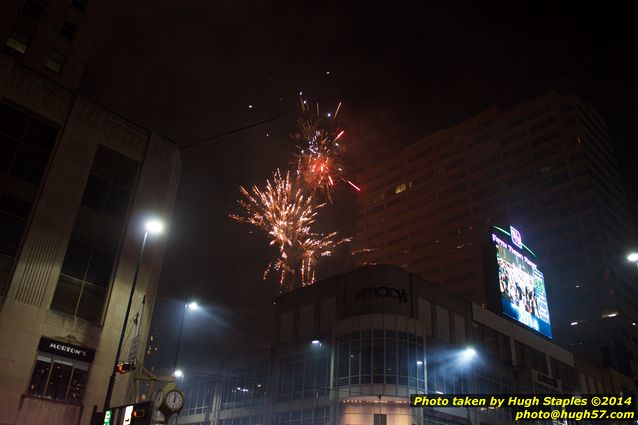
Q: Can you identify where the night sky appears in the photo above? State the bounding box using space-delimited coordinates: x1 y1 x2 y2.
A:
80 1 638 364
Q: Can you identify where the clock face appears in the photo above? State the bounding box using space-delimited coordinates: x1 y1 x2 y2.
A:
165 390 184 411
155 389 164 406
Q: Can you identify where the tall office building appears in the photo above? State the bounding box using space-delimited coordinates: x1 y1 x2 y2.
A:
353 92 638 378
0 1 182 424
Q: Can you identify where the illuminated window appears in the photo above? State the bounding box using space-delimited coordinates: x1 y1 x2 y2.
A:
395 183 407 194
4 36 28 55
222 363 267 409
27 353 89 402
4 1 43 58
45 51 65 73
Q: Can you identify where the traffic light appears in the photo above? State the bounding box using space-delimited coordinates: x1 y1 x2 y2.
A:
132 406 146 422
115 361 135 374
131 401 151 425
132 408 145 418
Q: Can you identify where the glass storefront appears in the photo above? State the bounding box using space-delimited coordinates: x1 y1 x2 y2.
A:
334 330 426 390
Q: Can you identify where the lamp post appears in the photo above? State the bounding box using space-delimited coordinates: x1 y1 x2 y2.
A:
173 301 199 377
103 218 164 411
460 347 478 425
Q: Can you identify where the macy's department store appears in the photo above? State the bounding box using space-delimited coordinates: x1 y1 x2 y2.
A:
176 265 632 425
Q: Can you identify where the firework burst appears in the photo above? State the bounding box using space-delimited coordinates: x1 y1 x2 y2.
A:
230 169 350 292
293 99 360 202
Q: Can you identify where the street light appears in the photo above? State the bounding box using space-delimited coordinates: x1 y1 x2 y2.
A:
173 300 199 377
145 219 164 234
103 217 164 411
461 347 477 360
627 253 638 263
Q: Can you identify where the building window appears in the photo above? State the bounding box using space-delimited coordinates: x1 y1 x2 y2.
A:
366 191 384 207
515 341 547 373
223 363 267 409
427 349 470 394
51 238 115 320
374 414 387 425
81 145 138 220
0 194 31 295
475 371 512 420
45 50 66 73
0 102 58 297
278 349 329 402
4 1 43 59
335 330 425 390
4 35 28 56
221 416 263 425
0 104 58 180
59 21 77 40
51 145 138 322
550 357 577 390
395 182 407 194
0 102 58 166
26 353 89 402
182 375 216 416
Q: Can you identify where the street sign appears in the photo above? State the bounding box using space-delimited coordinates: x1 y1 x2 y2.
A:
103 410 112 425
128 335 139 362
123 405 134 425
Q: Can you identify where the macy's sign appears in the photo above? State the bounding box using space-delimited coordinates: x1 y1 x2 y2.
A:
354 286 408 304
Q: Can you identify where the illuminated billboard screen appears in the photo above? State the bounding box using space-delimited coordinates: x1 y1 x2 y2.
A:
492 229 552 338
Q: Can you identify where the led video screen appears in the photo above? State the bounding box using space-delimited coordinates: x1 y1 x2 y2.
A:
493 233 552 338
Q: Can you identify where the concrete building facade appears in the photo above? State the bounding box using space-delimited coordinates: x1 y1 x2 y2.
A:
175 266 632 425
352 92 638 378
0 1 182 424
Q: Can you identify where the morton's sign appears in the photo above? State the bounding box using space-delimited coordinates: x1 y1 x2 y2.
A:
38 337 95 362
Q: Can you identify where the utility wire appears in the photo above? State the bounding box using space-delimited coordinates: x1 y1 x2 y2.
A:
179 116 281 151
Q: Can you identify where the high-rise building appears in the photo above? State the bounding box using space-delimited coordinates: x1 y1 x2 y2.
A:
0 1 182 425
353 92 638 378
144 296 178 375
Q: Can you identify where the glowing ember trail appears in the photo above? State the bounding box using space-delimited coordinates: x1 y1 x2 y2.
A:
230 169 350 292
